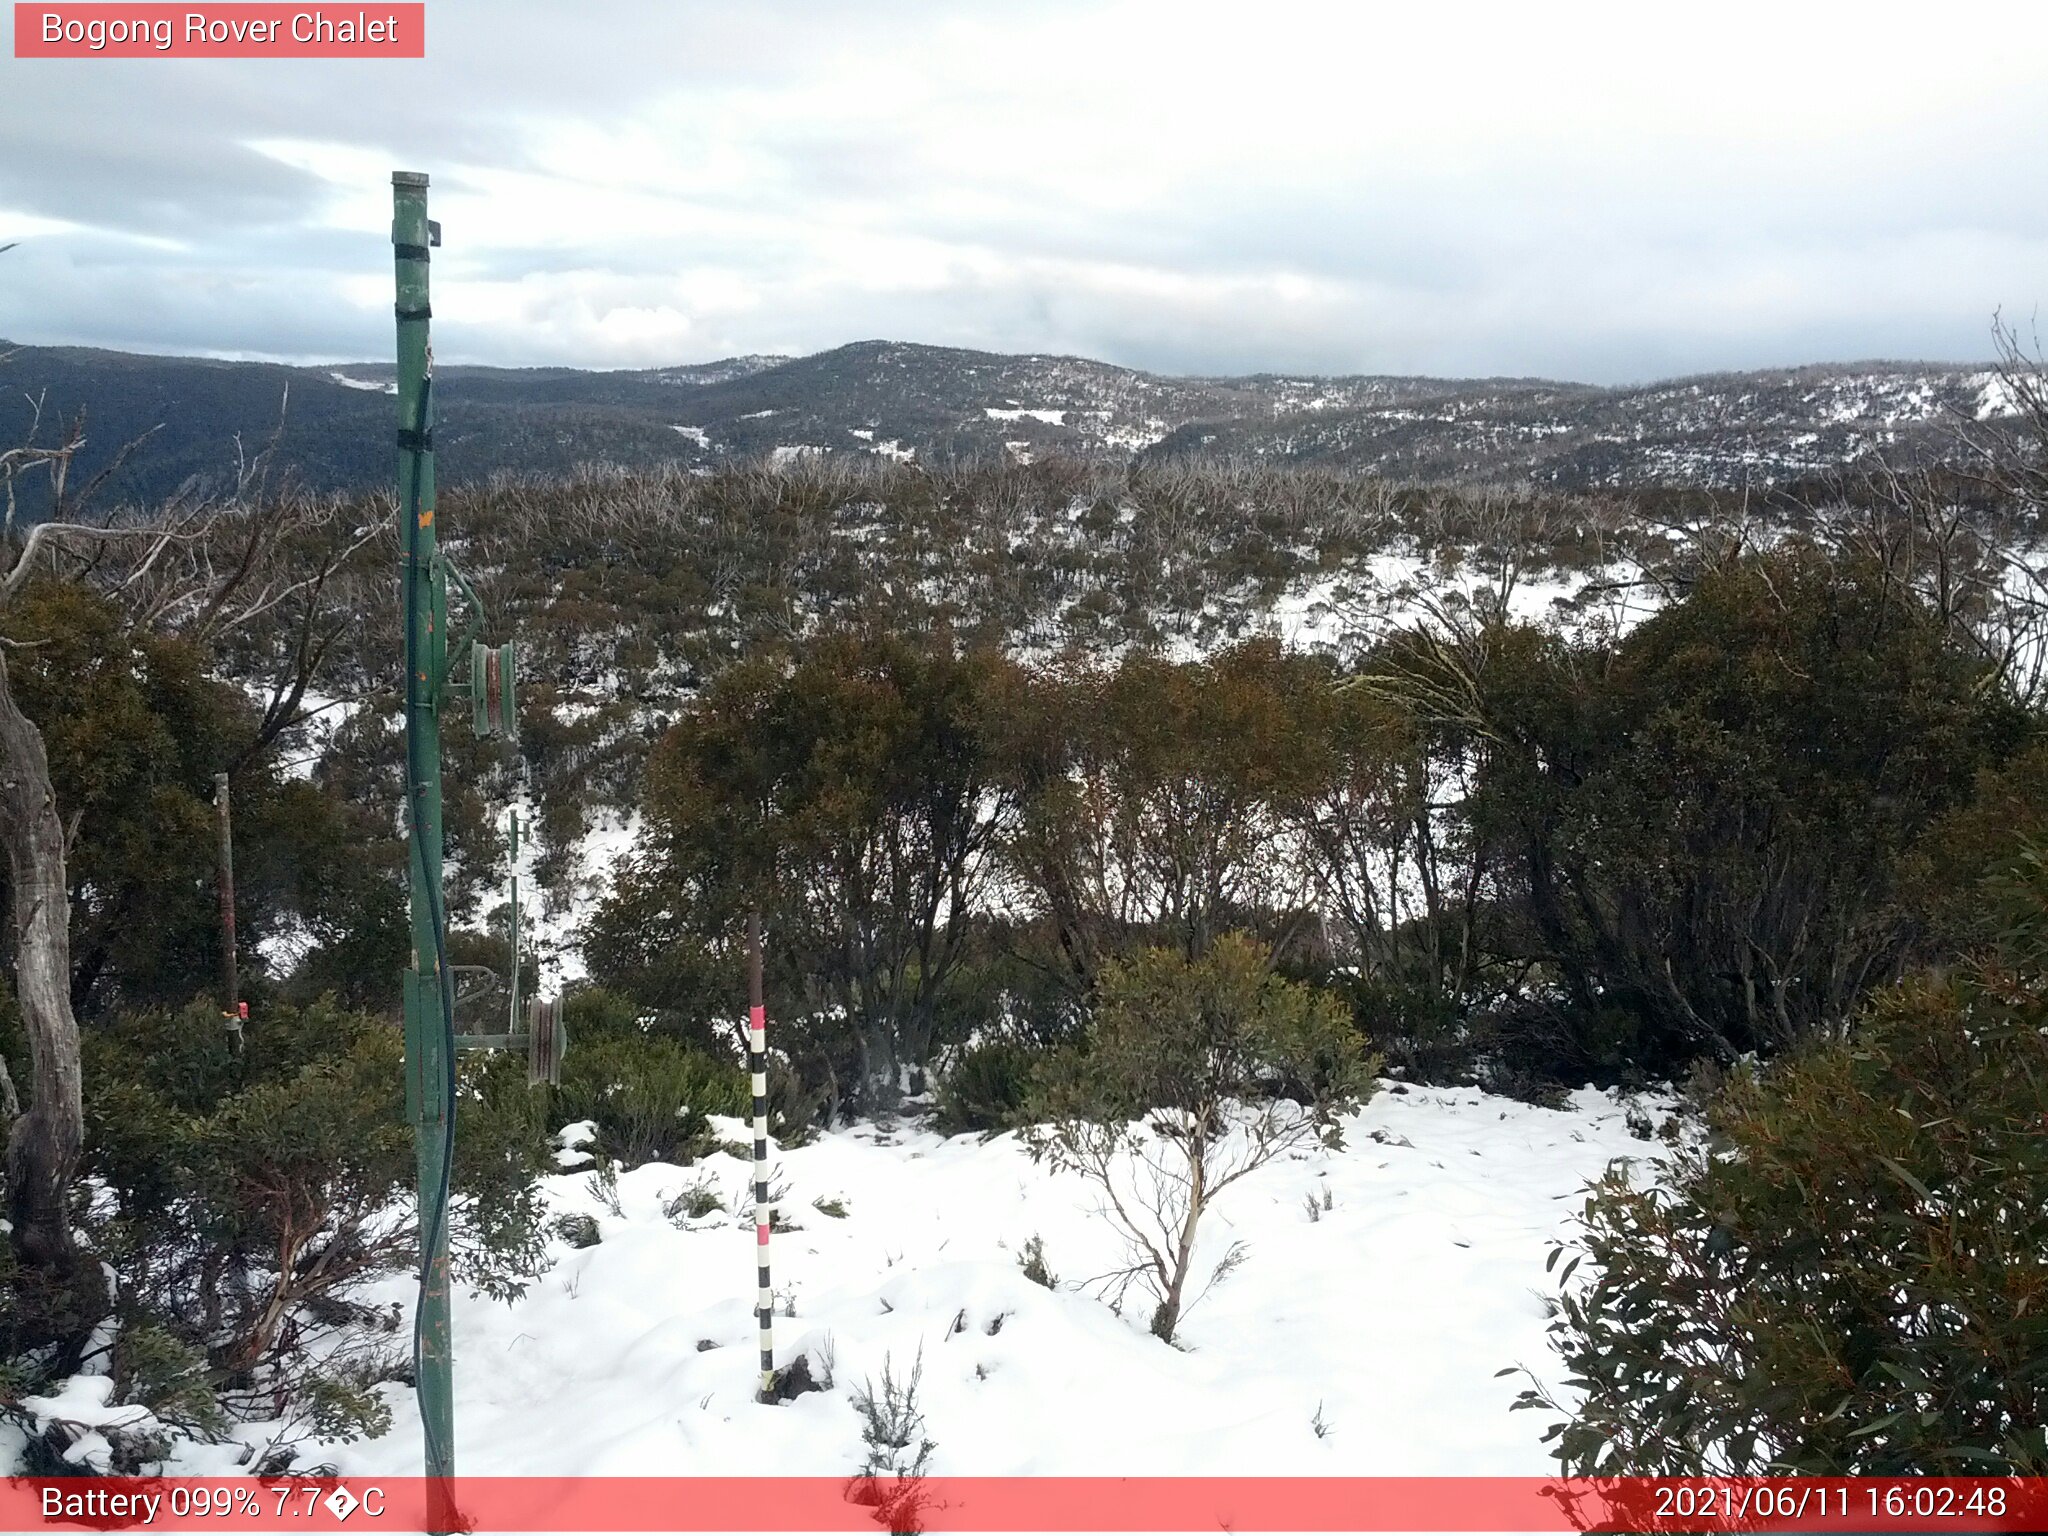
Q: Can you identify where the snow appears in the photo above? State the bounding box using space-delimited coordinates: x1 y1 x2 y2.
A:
150 1083 1662 1483
1099 416 1170 452
18 1374 155 1473
984 406 1067 426
518 807 645 989
1971 369 2029 421
68 502 1723 1496
1267 575 1349 649
553 1120 601 1170
1259 552 1661 660
670 425 711 447
328 372 396 394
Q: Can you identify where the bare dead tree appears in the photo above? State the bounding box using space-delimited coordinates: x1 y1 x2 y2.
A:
1949 313 2048 519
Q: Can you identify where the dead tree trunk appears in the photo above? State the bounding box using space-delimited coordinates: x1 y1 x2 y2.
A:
0 646 104 1356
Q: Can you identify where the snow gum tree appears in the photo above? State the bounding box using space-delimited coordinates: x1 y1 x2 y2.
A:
0 399 378 1366
599 629 1027 1116
0 421 127 1360
1007 642 1326 993
1026 932 1376 1342
1521 846 2048 1475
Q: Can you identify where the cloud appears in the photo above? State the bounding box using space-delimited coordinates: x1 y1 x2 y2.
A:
2 0 2043 382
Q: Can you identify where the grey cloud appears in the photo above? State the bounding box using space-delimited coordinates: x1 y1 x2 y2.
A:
1 0 2044 383
5 234 381 358
0 114 323 235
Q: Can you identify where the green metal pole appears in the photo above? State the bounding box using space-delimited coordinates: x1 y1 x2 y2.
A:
393 169 456 1513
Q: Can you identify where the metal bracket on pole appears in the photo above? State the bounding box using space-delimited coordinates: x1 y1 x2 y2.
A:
470 640 517 739
452 996 566 1087
448 965 501 1009
527 997 565 1087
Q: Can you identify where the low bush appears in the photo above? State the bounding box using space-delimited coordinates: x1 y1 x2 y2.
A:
933 1037 1048 1135
58 996 550 1454
1028 934 1375 1342
1340 973 1479 1084
553 1030 747 1167
1521 857 2048 1474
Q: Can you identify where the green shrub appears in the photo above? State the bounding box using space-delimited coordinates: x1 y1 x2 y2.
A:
1521 873 2048 1475
1018 1234 1056 1290
1343 974 1476 1084
665 1174 727 1223
1027 934 1375 1342
561 985 646 1040
934 1037 1046 1135
109 1321 227 1440
70 996 550 1449
553 1030 747 1166
454 1051 556 1300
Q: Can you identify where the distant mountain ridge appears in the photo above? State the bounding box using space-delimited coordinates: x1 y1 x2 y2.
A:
0 337 2020 512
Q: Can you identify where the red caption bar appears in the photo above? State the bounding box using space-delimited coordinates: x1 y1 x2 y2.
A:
6 1477 2048 1532
13 4 424 57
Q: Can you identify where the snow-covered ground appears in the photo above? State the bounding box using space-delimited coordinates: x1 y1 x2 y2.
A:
510 805 643 990
129 1084 1661 1482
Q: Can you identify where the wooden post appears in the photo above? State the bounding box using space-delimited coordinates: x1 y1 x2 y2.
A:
213 771 242 1052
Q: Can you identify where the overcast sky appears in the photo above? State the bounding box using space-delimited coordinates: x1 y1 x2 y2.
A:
1 1 2043 384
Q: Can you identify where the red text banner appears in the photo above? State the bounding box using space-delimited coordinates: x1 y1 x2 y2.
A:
13 4 424 57
6 1476 2048 1532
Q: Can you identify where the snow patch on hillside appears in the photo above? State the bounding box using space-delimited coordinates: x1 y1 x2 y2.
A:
985 406 1067 426
1099 416 1170 452
517 807 645 989
1972 369 2029 420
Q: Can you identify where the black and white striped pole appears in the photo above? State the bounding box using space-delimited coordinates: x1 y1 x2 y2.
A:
749 908 774 1404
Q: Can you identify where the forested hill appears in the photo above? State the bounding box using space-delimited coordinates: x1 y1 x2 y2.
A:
0 337 2022 513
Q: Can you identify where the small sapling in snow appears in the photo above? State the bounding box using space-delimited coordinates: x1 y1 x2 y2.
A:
1018 1234 1057 1289
664 1173 725 1223
1025 934 1374 1342
847 1346 937 1533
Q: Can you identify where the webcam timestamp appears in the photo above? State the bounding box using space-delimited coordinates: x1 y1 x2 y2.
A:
1650 1479 2012 1524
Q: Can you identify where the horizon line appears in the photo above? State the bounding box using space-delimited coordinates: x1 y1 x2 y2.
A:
0 332 2009 396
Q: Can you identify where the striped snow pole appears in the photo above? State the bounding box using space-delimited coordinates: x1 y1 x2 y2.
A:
749 910 773 1404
